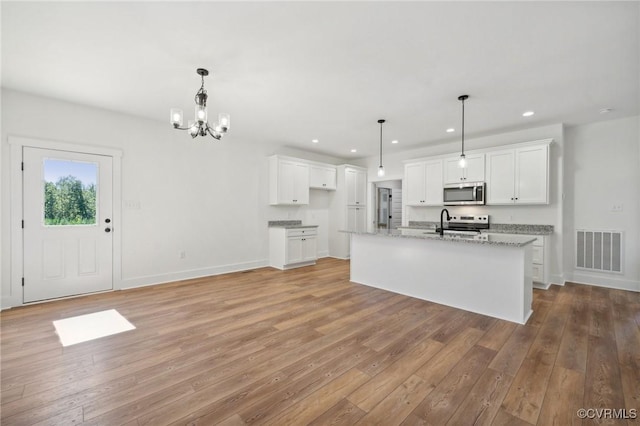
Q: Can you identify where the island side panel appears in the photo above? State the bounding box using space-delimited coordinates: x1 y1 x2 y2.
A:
350 234 533 324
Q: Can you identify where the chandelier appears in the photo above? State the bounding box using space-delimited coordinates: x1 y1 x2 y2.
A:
170 68 230 140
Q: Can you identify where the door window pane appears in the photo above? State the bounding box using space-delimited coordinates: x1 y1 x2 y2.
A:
43 159 98 226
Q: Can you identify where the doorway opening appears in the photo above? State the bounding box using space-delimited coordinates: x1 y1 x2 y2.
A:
8 136 122 309
374 180 402 230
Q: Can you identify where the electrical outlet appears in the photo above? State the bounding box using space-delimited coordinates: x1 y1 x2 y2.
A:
612 204 623 212
179 251 186 259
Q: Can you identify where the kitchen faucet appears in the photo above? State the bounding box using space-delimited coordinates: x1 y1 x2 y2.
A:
440 208 451 236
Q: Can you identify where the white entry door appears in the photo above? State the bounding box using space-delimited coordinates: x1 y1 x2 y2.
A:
23 147 113 303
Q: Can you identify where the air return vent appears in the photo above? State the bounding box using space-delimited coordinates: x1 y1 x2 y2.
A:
576 230 623 273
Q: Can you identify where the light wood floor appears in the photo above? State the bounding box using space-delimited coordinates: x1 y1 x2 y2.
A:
1 258 639 425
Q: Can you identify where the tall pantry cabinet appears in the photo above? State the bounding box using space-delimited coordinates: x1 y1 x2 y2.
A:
329 165 368 259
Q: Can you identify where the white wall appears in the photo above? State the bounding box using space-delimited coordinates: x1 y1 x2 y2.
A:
564 115 640 291
1 89 344 308
364 123 565 283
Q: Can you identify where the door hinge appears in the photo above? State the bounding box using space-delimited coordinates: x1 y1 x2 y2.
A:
21 162 24 171
22 277 24 287
22 220 24 229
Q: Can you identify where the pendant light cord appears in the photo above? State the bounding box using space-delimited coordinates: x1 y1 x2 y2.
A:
379 121 383 167
461 97 465 156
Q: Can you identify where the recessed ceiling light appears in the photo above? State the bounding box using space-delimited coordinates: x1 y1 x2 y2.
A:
446 128 455 133
350 149 357 153
391 140 399 144
600 108 613 114
311 139 319 143
522 111 535 117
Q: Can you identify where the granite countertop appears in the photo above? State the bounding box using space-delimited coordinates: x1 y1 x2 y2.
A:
268 220 319 229
402 221 553 235
341 229 537 247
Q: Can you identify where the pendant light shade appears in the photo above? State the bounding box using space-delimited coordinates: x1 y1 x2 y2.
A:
377 119 386 177
458 95 469 168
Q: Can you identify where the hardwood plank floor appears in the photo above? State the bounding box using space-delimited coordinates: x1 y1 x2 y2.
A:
1 258 638 425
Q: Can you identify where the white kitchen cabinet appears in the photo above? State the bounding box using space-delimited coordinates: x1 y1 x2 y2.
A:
309 163 337 190
404 159 443 206
269 227 317 270
345 167 367 206
329 165 368 259
486 144 549 205
269 156 310 205
444 154 485 184
347 206 367 232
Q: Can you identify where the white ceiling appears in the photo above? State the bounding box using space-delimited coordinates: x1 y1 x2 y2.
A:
2 1 638 159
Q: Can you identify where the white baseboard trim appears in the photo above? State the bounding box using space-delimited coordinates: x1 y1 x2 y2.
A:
317 250 330 258
533 281 552 290
1 296 22 311
550 274 565 286
565 271 640 292
327 255 350 260
120 259 269 290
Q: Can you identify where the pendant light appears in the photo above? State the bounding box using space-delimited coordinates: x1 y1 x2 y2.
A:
458 95 469 168
377 119 386 177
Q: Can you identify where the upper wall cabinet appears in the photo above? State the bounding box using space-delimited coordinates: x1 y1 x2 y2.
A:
269 156 310 205
345 167 367 206
486 144 549 205
443 154 485 184
405 159 443 206
309 163 337 190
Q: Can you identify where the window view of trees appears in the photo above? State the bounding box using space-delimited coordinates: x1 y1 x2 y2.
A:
44 175 96 225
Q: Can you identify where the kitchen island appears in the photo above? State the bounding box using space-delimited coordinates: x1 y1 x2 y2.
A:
345 229 536 324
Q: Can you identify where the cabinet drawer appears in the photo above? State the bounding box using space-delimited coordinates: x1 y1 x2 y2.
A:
532 245 544 264
287 228 317 237
532 264 544 282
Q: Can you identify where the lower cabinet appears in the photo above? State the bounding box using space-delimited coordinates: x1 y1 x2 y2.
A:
269 227 318 270
346 206 366 232
485 232 549 288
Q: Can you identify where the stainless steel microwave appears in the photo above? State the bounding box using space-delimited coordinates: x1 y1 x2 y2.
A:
443 182 486 206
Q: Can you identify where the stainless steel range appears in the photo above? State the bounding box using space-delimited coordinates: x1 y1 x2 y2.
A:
438 215 490 236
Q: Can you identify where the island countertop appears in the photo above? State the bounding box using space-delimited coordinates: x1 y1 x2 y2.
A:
340 229 536 247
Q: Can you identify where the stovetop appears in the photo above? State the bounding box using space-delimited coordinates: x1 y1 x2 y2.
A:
437 215 490 234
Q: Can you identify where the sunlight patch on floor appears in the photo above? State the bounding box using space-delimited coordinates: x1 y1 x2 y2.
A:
53 309 135 347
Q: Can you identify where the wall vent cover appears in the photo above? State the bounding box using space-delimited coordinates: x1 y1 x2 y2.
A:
576 230 623 273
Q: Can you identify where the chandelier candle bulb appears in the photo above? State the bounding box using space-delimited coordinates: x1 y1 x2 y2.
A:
195 105 207 123
188 120 198 137
218 113 230 130
170 108 183 127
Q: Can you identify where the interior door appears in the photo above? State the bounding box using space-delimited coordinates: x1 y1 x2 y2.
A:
23 147 113 303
